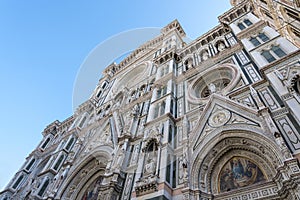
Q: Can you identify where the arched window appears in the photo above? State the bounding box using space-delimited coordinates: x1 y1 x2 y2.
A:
65 137 75 151
37 178 49 197
153 105 159 119
237 22 246 30
96 90 102 98
250 37 261 47
25 158 36 171
271 45 286 57
160 101 166 116
79 116 87 128
53 155 65 171
170 99 174 116
244 19 252 26
258 33 269 42
237 19 253 30
261 46 286 63
41 137 50 149
156 86 167 99
101 81 107 89
12 174 24 189
261 50 276 63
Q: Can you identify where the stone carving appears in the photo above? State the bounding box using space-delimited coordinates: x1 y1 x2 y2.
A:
130 144 140 165
278 117 300 150
260 89 279 110
131 104 140 118
217 42 226 52
275 135 293 160
135 175 158 197
274 68 284 80
250 85 264 109
144 153 157 175
114 148 125 171
208 83 216 93
123 174 133 199
208 109 231 128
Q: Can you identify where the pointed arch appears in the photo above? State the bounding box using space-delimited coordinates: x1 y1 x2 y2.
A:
57 145 113 200
190 128 285 197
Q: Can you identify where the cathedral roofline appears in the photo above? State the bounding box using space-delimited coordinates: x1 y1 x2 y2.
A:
161 19 186 37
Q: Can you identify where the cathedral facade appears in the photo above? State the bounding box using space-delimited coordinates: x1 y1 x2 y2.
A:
1 0 300 199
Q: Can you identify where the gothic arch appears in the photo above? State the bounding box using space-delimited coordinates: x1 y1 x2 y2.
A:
58 145 113 199
190 129 284 197
182 55 194 70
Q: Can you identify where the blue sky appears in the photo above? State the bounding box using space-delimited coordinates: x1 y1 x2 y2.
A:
0 1 231 190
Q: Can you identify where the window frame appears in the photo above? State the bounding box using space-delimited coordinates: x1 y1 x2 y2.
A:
64 136 76 152
25 157 36 172
237 19 253 30
51 153 66 172
37 177 50 197
261 45 286 63
40 136 51 150
11 174 25 190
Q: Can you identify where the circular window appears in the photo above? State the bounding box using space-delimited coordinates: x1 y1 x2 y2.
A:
187 63 240 104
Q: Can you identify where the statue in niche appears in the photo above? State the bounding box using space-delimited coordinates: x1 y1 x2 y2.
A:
208 83 216 94
217 42 226 52
202 51 209 61
178 156 184 184
131 104 140 118
275 135 293 159
143 142 158 175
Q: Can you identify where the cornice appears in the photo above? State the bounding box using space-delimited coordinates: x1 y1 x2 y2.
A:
218 1 252 25
228 79 269 98
161 19 186 37
236 20 267 39
102 35 163 78
176 43 242 83
179 25 230 57
260 49 300 76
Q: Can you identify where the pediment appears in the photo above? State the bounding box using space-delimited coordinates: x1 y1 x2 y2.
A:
191 94 262 151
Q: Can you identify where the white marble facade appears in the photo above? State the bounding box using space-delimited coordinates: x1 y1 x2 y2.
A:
1 1 300 199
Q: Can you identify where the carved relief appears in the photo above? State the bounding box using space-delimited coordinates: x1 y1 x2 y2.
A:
130 143 140 165
122 174 133 199
244 65 261 82
208 109 231 128
277 117 300 151
260 89 280 110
